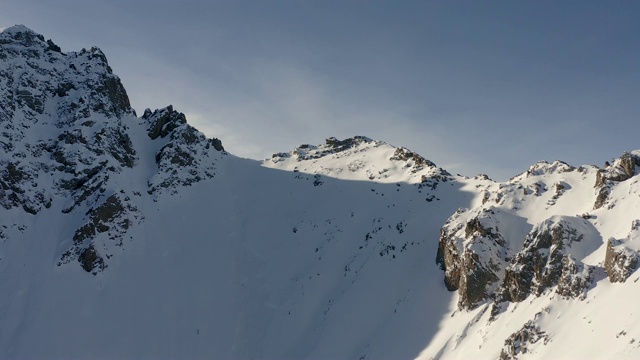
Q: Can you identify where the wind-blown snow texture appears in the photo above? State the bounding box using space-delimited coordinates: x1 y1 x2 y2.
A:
1 26 640 360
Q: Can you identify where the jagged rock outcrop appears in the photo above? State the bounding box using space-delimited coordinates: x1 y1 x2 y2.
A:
546 181 569 206
0 161 52 214
604 220 640 283
0 25 137 215
524 160 575 177
605 239 639 283
481 160 584 208
325 136 370 152
439 212 601 313
594 152 640 209
389 147 436 172
499 321 549 360
556 255 593 298
276 136 377 162
501 216 596 302
144 106 225 195
1 26 227 273
436 207 530 309
59 192 142 273
0 25 133 126
145 106 186 140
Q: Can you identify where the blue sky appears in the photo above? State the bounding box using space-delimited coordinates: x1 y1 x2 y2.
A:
2 1 639 179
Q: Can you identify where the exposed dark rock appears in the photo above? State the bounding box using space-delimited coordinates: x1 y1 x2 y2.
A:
143 106 223 152
146 108 224 195
64 193 140 272
593 182 609 210
46 39 61 52
501 217 595 302
556 256 593 298
390 147 436 171
78 245 106 273
94 73 130 117
167 145 195 166
0 161 51 214
594 152 640 209
271 152 291 160
525 160 575 177
58 129 88 145
619 152 637 179
16 89 45 114
209 137 224 151
437 207 522 309
604 221 640 283
325 136 371 150
108 129 136 168
313 174 324 187
474 174 492 181
499 321 549 360
419 169 451 189
547 181 569 206
458 249 501 309
0 26 230 275
145 106 186 140
0 25 140 219
436 227 461 290
72 194 127 243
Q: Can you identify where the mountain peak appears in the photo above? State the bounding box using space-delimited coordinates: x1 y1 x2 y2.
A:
4 24 640 360
266 135 448 184
0 24 38 35
0 24 48 49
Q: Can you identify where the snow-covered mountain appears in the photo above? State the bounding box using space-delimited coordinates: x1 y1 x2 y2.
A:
1 25 640 359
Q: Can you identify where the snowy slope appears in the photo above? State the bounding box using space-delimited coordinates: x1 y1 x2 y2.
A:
2 25 640 360
423 158 640 360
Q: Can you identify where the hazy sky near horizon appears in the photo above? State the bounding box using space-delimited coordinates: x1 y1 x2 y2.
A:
2 1 639 180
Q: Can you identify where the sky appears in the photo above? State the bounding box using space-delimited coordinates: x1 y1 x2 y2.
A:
2 1 639 180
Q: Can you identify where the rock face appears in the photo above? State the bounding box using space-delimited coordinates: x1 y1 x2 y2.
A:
501 216 596 302
436 207 531 309
594 152 640 209
605 239 639 283
604 220 640 283
144 106 225 195
0 26 225 273
434 151 634 321
389 147 436 173
556 256 593 298
60 192 142 273
0 25 137 216
438 211 601 311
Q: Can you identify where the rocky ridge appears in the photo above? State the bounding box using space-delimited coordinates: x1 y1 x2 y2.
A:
594 151 640 209
268 135 451 185
2 25 640 360
437 150 640 310
143 106 224 195
0 25 224 273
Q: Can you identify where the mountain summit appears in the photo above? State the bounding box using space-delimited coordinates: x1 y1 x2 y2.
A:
1 25 640 360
